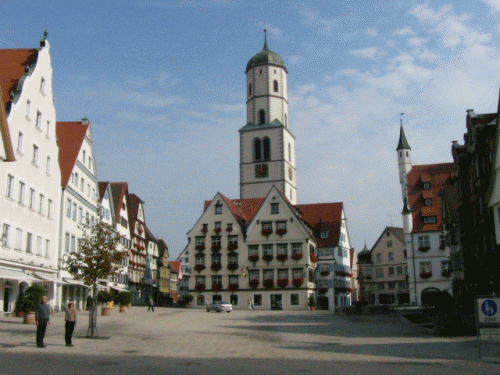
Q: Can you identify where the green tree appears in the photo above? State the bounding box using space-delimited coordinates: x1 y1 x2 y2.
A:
65 213 126 338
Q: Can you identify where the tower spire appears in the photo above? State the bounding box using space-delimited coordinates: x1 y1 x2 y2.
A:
397 113 411 151
263 29 268 50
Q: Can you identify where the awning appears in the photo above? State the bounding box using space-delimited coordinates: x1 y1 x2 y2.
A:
110 286 129 292
34 273 66 284
0 267 38 281
62 278 91 288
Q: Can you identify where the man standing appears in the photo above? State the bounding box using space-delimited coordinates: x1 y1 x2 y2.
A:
148 297 154 312
35 295 50 348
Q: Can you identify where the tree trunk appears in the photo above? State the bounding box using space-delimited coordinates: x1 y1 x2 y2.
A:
86 285 99 338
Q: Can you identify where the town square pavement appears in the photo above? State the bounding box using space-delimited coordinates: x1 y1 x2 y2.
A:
0 307 499 374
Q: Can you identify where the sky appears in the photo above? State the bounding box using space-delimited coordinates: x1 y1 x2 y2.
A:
2 0 500 259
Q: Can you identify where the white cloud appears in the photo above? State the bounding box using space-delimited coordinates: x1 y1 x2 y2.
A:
349 46 386 60
366 28 378 37
408 37 428 47
485 0 500 12
393 26 414 37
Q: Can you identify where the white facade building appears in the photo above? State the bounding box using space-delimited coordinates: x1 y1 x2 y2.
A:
0 34 62 311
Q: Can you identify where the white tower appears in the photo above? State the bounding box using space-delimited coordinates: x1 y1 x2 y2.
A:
239 31 297 204
396 118 412 201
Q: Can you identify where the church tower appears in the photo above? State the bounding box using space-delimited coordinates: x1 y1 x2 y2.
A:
239 31 297 204
396 117 412 202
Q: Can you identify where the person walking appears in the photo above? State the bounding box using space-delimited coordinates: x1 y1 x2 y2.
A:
248 299 253 311
63 301 77 347
35 295 50 348
148 297 154 312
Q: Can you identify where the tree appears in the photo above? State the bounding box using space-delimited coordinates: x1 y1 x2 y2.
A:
65 213 126 338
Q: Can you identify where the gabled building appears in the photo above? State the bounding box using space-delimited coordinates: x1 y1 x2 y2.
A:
157 239 171 304
1 33 62 311
168 261 181 303
145 226 160 301
176 245 190 299
127 193 147 304
56 119 99 309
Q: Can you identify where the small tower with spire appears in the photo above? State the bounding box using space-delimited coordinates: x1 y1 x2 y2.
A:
396 113 412 201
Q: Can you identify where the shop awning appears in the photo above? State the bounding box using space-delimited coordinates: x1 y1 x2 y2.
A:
62 278 91 288
110 286 129 292
0 267 38 281
34 273 66 284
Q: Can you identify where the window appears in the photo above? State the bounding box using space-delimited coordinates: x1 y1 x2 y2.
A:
396 266 403 276
17 132 23 153
276 221 286 232
321 231 329 239
388 282 396 290
388 252 394 261
197 295 205 306
258 109 265 125
36 236 42 256
248 83 252 96
263 244 273 257
87 184 90 197
263 137 270 160
418 235 430 249
46 156 51 174
26 100 31 119
214 203 222 214
15 229 22 250
66 198 72 217
71 235 76 253
249 269 259 281
288 143 291 162
254 138 262 161
36 111 42 128
439 235 446 249
39 194 44 214
29 189 36 209
423 216 437 224
263 269 273 281
262 222 272 232
388 267 394 276
40 77 46 94
26 232 33 253
47 199 53 218
441 260 451 274
18 182 25 204
375 268 384 278
291 243 302 255
72 202 77 221
292 268 303 279
278 269 288 280
425 199 433 206
211 236 221 247
248 245 258 257
83 150 86 164
80 178 84 192
32 145 39 165
229 294 238 306
387 240 392 248
423 182 431 190
89 157 92 169
273 80 278 92
6 175 14 198
228 235 238 247
1 224 10 247
271 203 279 214
420 262 432 274
46 121 50 137
377 282 385 290
254 294 262 306
376 253 382 262
64 232 70 253
277 243 287 255
214 222 221 230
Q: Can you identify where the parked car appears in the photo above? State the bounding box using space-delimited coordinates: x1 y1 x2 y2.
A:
206 301 232 313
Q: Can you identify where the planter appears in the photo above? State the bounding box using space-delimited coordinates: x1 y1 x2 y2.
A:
420 272 432 279
291 253 303 261
101 307 112 316
249 279 259 289
194 264 206 272
310 253 318 263
211 263 222 272
262 254 273 263
309 306 316 311
228 283 239 292
227 263 239 271
277 278 289 288
119 306 127 313
276 228 287 236
276 254 288 263
292 277 304 288
248 255 259 263
261 229 273 237
263 279 274 289
23 312 36 325
214 228 221 234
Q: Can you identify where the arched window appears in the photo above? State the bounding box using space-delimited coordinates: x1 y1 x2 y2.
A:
273 80 278 92
288 143 291 162
253 138 262 161
248 83 252 97
263 137 271 160
259 109 265 125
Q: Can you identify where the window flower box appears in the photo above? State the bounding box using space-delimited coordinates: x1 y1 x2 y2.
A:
228 283 239 292
263 279 274 289
212 282 222 291
227 243 238 251
195 245 205 251
276 228 287 236
418 246 430 253
276 254 288 263
320 270 330 277
291 252 303 261
248 255 259 263
441 270 451 277
227 263 238 271
310 253 318 263
420 272 432 279
262 254 273 263
292 277 303 288
211 244 221 252
211 263 222 272
249 278 259 289
261 229 273 237
226 227 233 232
214 228 221 234
201 228 208 234
195 283 206 292
194 264 206 272
277 278 289 288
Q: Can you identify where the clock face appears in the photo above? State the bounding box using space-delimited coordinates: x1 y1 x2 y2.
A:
289 167 293 180
255 164 269 178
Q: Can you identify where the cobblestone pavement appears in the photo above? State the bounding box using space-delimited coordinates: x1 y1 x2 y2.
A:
0 307 499 371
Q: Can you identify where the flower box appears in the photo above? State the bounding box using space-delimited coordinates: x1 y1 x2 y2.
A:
226 227 233 232
291 252 303 261
276 228 287 236
227 243 238 251
248 255 259 263
320 270 330 277
263 279 274 288
310 253 318 263
441 271 451 277
418 246 430 253
261 229 273 237
227 263 239 271
276 254 288 263
211 244 221 252
214 228 221 234
420 272 432 279
194 264 206 272
228 283 239 292
201 228 208 234
212 282 222 291
249 278 259 289
195 283 206 292
195 245 205 251
262 254 273 263
292 277 303 287
277 278 289 288
211 263 222 272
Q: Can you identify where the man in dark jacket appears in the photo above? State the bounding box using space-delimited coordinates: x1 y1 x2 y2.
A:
35 295 50 348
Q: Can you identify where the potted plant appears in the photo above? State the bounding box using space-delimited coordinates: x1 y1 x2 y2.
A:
97 290 113 316
227 263 238 271
117 292 133 313
277 278 289 288
276 253 288 263
181 294 193 308
292 277 304 288
263 279 274 289
262 254 273 263
308 295 316 311
14 290 25 318
21 285 47 324
249 278 259 289
211 263 222 272
248 255 259 263
194 264 206 272
291 252 303 261
228 283 239 292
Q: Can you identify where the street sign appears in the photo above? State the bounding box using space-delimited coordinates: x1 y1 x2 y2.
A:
475 295 500 358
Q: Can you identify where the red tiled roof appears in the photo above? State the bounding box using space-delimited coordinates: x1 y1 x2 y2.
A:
203 196 265 223
127 193 145 238
407 163 455 232
98 181 109 202
169 261 181 274
0 84 15 161
56 121 89 188
296 202 344 247
110 182 129 222
0 48 37 112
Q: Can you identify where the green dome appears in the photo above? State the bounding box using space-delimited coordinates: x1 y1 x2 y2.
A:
245 34 287 73
357 244 372 264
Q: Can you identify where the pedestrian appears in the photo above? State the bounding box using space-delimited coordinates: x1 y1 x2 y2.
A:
63 301 77 347
148 297 154 312
35 295 50 348
248 299 253 311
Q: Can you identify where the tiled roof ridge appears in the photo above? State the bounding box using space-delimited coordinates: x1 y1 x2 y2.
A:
56 121 90 188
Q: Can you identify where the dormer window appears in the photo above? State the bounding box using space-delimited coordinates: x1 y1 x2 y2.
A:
423 216 437 224
214 203 222 214
424 199 433 206
423 182 431 190
320 231 329 239
271 203 279 214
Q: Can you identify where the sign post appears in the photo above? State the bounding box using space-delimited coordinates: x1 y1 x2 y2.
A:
475 295 500 358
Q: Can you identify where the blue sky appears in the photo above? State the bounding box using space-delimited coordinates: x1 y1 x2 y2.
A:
3 0 500 259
